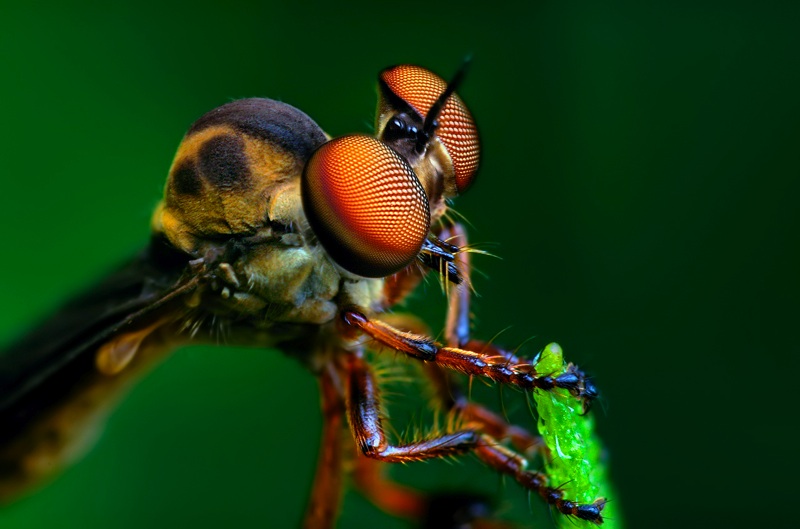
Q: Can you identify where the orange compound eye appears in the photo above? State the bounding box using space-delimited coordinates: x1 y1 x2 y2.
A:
380 64 480 194
302 135 431 278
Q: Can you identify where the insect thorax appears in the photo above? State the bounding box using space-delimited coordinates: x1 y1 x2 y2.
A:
150 98 385 330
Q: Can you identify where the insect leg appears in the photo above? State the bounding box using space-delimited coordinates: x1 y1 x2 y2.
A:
352 453 426 519
435 223 545 455
304 351 481 528
354 456 514 529
346 220 597 414
341 311 588 400
381 224 547 457
423 363 544 457
303 363 346 529
345 351 503 526
344 351 479 462
382 264 428 308
343 350 605 524
472 439 606 524
437 225 606 523
440 222 472 348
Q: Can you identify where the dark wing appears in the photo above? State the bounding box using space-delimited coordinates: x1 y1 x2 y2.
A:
0 237 196 440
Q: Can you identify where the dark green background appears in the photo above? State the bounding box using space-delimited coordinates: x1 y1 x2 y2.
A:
1 1 797 527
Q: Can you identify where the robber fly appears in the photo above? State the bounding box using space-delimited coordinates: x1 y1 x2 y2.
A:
0 64 605 527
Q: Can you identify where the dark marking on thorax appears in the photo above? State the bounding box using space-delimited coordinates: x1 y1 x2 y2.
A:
170 159 202 196
188 98 328 163
197 134 250 190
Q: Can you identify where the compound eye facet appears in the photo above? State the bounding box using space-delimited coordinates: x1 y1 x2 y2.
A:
380 64 480 194
302 135 431 278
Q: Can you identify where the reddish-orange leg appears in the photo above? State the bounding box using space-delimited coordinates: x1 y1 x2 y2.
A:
303 363 346 529
438 224 597 414
352 451 426 520
346 350 479 462
435 224 544 456
346 350 519 528
341 223 605 524
302 348 501 529
356 311 519 528
341 311 594 406
342 347 605 523
353 454 513 529
382 224 544 458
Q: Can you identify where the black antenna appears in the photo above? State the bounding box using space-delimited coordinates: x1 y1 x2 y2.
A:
415 56 472 153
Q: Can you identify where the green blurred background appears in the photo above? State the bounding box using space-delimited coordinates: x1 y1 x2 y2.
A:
1 1 797 527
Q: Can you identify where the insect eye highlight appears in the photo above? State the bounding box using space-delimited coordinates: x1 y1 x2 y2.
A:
301 135 431 278
380 64 480 194
383 116 419 144
387 117 404 135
